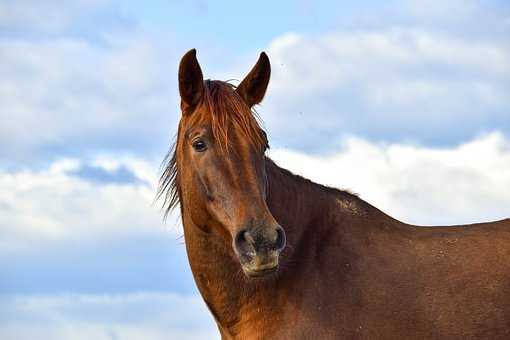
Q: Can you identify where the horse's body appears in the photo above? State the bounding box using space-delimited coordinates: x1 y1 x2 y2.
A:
161 49 510 339
189 159 510 339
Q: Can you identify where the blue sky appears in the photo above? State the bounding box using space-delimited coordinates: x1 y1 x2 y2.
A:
1 1 509 339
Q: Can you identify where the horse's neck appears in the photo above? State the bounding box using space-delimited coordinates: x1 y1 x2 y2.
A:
181 157 340 333
182 215 247 330
264 158 334 253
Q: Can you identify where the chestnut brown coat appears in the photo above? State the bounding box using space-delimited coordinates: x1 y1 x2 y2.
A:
159 49 510 340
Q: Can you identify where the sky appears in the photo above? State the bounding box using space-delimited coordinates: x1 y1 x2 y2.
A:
0 0 509 339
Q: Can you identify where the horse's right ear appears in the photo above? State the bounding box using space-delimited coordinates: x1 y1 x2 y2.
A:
178 49 204 114
236 52 271 108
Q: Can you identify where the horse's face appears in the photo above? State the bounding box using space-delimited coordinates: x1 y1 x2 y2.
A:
176 49 286 278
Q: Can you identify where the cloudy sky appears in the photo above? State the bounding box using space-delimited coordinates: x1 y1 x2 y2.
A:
1 1 509 339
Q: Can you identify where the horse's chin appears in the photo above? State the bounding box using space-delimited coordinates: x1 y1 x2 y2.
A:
240 257 280 279
243 265 279 278
236 249 281 279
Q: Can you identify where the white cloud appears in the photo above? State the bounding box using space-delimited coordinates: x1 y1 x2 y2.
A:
403 0 480 22
0 0 112 34
269 131 510 225
254 12 510 150
2 0 508 160
0 292 218 340
0 33 177 159
2 0 508 161
0 156 183 253
0 1 181 162
267 29 509 95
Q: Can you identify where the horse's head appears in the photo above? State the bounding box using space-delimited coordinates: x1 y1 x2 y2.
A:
162 49 286 278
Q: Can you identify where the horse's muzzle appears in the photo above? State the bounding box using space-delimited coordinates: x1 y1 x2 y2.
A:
233 225 286 277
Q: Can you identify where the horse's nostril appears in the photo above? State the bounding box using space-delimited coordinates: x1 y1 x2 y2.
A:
243 230 256 245
275 226 286 251
234 229 256 256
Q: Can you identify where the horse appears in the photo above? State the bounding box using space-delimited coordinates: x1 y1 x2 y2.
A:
158 49 510 339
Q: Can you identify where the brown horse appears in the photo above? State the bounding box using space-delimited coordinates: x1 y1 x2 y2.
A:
159 49 510 339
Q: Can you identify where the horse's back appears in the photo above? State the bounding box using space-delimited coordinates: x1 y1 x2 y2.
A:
287 215 510 339
352 217 510 339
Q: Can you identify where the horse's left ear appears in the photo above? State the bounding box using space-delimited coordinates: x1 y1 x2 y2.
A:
236 52 271 107
178 49 204 115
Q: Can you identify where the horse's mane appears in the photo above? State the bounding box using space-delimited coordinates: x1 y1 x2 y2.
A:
157 80 268 217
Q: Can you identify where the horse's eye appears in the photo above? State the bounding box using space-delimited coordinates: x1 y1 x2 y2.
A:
192 139 207 152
